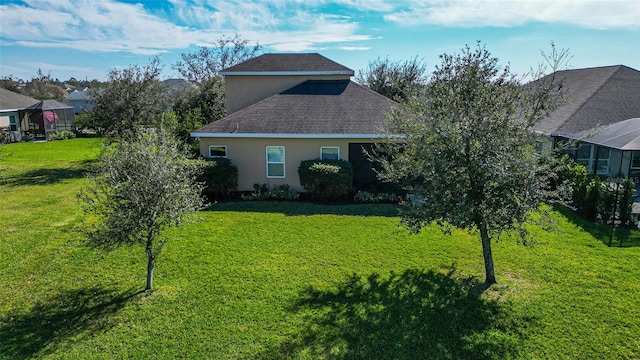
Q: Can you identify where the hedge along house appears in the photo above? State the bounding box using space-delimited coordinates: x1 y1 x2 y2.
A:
191 53 397 192
531 65 640 178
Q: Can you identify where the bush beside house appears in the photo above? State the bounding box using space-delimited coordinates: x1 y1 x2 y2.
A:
298 159 353 200
199 158 238 199
558 156 636 226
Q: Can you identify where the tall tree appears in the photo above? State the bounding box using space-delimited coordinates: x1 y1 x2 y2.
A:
372 43 568 284
80 128 205 291
170 35 262 138
90 57 167 136
356 56 428 102
174 34 262 84
171 77 226 143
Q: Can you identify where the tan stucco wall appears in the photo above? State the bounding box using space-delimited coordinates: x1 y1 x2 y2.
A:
224 74 351 115
198 137 377 191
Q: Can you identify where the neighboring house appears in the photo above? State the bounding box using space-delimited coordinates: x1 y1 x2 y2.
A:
191 53 397 191
0 87 39 142
65 89 94 114
532 65 640 178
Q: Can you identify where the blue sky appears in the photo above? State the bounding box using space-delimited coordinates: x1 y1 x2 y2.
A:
0 0 638 82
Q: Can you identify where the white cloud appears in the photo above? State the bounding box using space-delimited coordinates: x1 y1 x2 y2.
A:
0 0 375 55
339 45 372 51
331 0 395 12
384 0 640 29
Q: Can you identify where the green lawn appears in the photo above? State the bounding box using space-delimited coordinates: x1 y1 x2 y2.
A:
1 138 639 359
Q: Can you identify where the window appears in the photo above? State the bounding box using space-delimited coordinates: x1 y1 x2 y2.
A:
631 151 640 169
575 144 593 169
9 116 16 131
208 145 227 158
266 146 285 178
320 146 340 160
596 147 610 175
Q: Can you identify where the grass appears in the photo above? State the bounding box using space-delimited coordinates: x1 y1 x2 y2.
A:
1 138 639 359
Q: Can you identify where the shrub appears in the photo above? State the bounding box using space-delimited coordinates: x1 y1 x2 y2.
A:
199 157 238 199
582 176 600 221
75 112 96 133
241 183 299 201
599 182 617 225
618 179 635 226
554 155 637 226
354 190 400 203
48 130 77 141
298 159 353 200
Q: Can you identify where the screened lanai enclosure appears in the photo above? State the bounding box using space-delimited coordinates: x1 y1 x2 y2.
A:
21 100 75 140
556 118 640 179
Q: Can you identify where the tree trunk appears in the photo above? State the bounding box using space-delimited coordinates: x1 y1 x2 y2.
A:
145 241 155 291
479 222 497 285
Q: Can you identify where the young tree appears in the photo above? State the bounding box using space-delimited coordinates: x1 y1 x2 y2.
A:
373 43 568 284
90 57 167 136
80 128 205 291
356 56 428 102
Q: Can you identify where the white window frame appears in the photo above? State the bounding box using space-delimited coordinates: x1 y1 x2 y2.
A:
320 146 340 160
596 146 610 176
266 146 285 178
576 143 594 171
208 145 227 158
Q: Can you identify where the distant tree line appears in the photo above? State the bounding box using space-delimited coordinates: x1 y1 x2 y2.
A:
0 70 103 102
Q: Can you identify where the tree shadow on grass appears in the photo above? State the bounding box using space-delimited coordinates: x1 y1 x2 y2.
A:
260 269 529 360
5 160 95 187
0 286 141 358
552 204 640 248
209 201 399 217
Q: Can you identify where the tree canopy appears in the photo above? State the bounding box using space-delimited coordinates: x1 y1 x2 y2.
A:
174 34 262 84
90 57 167 136
170 34 262 141
372 43 568 284
356 56 428 102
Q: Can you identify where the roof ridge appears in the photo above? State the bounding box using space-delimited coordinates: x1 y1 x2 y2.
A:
556 65 622 131
348 80 400 104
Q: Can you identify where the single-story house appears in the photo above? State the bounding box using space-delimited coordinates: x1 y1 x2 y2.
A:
191 53 397 191
532 65 640 177
0 87 39 142
66 89 94 114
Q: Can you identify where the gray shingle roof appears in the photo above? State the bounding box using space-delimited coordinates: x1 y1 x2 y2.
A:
220 53 354 75
561 118 640 150
0 88 39 110
24 100 74 111
192 80 395 135
66 90 91 101
533 65 640 134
